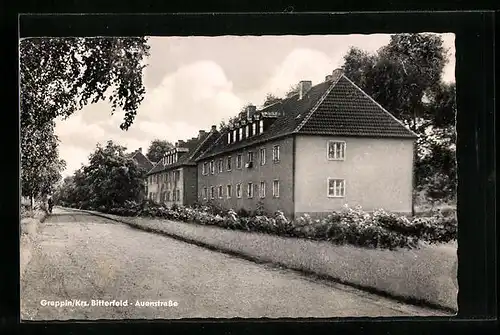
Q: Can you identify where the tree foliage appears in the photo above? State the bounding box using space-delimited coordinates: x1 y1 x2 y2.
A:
341 33 455 203
262 93 283 107
54 140 146 209
146 139 174 163
20 37 150 206
20 37 151 131
21 120 66 205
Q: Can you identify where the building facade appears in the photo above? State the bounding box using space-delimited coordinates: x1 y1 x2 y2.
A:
146 128 218 207
130 148 154 200
195 69 417 219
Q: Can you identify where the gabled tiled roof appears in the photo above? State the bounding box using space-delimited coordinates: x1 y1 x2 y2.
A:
196 72 416 161
296 76 417 138
130 150 154 171
147 130 219 175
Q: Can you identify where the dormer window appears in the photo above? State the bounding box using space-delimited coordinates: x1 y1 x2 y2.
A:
232 130 236 142
227 132 231 144
252 123 256 135
259 119 264 133
245 125 249 138
239 127 243 141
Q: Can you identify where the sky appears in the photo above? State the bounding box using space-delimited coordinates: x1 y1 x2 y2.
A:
54 33 455 178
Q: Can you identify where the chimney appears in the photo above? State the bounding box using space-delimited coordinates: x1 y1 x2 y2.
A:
325 74 333 82
211 125 217 132
137 147 142 153
178 140 185 147
239 111 246 120
198 130 206 139
246 104 256 120
299 80 312 100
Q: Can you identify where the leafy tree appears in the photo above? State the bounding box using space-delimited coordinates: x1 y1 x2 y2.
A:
343 33 448 131
21 120 66 208
285 84 300 98
263 93 282 107
146 139 174 163
82 140 146 209
20 37 150 132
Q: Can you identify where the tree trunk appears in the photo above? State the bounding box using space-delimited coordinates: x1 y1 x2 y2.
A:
411 111 418 217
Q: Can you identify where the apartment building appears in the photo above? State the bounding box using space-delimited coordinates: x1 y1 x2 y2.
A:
146 127 218 207
195 69 417 219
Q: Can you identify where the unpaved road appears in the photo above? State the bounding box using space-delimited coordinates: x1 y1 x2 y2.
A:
20 208 446 320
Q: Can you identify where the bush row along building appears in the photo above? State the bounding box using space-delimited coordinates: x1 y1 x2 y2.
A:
144 69 417 219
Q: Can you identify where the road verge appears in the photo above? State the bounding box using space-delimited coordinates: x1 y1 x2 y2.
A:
20 208 48 281
68 207 458 314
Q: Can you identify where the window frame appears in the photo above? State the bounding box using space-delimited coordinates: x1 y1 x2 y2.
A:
259 181 266 198
202 187 207 200
259 119 264 133
247 151 254 163
327 178 346 198
226 184 232 198
218 185 223 199
236 154 243 169
252 122 256 135
272 179 280 198
327 140 346 161
236 183 242 198
247 182 254 198
259 147 266 165
272 145 280 163
210 160 215 174
218 158 223 173
210 186 215 199
227 156 232 171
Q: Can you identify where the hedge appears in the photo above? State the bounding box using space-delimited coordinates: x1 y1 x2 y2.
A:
64 200 457 250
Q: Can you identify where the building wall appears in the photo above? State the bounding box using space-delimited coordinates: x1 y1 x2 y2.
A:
147 168 184 206
183 166 198 206
294 135 414 217
197 136 295 217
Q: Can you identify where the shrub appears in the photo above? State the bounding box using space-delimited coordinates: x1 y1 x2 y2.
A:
93 200 456 250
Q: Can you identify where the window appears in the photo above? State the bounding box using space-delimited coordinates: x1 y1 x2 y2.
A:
176 190 180 202
227 156 232 171
175 170 180 182
247 151 254 163
202 162 208 175
202 187 207 200
218 185 223 199
172 190 176 202
272 145 280 163
227 132 231 144
236 183 242 198
166 191 170 201
210 161 215 174
247 183 254 198
236 154 242 169
327 178 345 197
218 159 223 173
259 148 266 165
327 141 346 160
210 186 215 199
245 125 249 138
239 127 243 140
232 130 236 142
259 119 264 133
259 181 266 198
226 184 232 198
272 180 280 198
252 123 256 135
